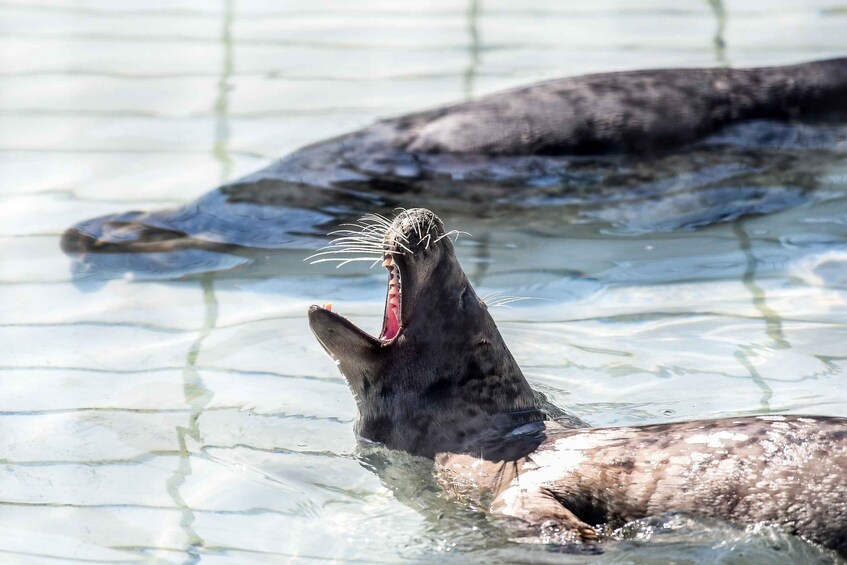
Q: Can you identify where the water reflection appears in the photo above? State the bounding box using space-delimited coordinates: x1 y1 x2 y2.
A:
4 0 847 562
707 0 729 66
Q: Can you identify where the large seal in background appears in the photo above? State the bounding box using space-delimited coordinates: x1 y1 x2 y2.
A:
63 58 847 276
308 208 847 555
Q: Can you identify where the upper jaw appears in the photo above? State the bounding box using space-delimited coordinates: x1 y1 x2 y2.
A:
380 252 403 343
309 208 445 350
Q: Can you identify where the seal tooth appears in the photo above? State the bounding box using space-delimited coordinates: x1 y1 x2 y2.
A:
380 244 401 341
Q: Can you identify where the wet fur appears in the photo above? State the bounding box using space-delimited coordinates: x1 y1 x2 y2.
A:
440 417 847 554
63 58 847 265
309 208 847 556
308 212 540 459
400 58 847 155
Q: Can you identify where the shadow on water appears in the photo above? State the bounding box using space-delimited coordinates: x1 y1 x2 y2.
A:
707 0 729 67
732 220 786 411
165 272 217 564
164 4 233 562
463 0 481 101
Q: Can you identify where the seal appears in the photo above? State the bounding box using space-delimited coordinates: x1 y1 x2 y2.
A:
63 58 847 277
307 208 847 555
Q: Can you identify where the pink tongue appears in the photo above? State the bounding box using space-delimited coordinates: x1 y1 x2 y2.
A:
383 305 400 340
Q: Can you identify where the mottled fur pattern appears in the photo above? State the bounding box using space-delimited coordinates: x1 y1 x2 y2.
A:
309 208 847 556
63 58 847 259
439 417 847 554
398 58 847 155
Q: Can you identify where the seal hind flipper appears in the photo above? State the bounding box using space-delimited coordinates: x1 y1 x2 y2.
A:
436 451 598 545
491 483 598 544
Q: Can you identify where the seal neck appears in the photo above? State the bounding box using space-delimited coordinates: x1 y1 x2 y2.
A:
501 407 547 427
451 407 550 462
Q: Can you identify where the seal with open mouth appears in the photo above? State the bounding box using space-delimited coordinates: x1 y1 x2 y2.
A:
308 208 847 555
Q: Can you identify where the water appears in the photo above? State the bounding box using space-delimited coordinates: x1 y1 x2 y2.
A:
2 0 847 563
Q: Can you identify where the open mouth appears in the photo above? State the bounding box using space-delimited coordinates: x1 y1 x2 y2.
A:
381 253 402 341
309 209 448 347
317 249 403 345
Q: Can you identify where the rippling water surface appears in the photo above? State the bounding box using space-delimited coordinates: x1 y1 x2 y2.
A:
2 1 847 563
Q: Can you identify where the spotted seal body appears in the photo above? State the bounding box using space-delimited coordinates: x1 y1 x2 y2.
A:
63 58 847 270
397 57 847 156
308 208 847 555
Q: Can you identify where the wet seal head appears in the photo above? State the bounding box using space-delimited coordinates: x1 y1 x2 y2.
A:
308 208 542 458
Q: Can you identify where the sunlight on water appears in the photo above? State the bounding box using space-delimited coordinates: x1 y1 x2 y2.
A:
1 0 846 563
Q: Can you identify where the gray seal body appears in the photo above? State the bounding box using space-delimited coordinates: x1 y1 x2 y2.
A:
63 58 847 268
308 208 847 556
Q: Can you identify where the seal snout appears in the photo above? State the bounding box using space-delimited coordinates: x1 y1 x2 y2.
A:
379 208 445 342
308 208 450 350
383 208 444 256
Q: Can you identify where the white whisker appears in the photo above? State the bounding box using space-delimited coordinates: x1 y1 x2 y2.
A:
413 213 423 242
309 209 470 269
309 256 384 267
322 237 382 249
324 231 382 240
480 292 546 308
434 229 471 244
371 213 393 224
334 225 384 237
386 227 413 254
330 226 384 236
307 250 381 260
326 235 381 246
307 247 401 258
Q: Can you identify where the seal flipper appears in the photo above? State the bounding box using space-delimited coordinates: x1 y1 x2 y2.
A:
491 483 598 544
438 450 597 544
